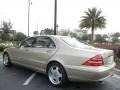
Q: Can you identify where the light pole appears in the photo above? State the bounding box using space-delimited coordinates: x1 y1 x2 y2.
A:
28 0 31 36
56 24 59 34
54 0 57 35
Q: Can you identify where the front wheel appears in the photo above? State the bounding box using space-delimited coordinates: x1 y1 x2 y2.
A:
47 62 68 87
3 53 12 67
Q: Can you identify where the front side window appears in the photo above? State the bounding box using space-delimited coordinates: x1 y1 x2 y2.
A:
33 37 56 48
20 37 35 47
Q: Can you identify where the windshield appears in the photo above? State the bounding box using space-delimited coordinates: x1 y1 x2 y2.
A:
61 37 92 49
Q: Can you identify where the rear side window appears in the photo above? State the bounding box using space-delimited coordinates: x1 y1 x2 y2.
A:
61 37 90 48
33 37 56 48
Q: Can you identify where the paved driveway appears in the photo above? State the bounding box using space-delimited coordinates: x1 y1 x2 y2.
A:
0 59 120 90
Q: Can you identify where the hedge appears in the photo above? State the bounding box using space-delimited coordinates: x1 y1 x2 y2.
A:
94 44 120 59
0 44 14 52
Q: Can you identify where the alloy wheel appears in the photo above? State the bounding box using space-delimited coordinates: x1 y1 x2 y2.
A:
3 54 9 66
48 65 62 85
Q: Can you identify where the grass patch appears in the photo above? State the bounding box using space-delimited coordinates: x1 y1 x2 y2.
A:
115 58 120 69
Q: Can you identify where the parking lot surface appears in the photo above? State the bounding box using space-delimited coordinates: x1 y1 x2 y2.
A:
0 59 120 90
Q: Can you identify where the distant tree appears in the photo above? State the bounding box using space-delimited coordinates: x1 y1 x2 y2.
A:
95 34 106 44
59 30 78 39
70 32 78 38
103 34 109 39
103 34 109 43
76 36 82 41
61 30 70 36
1 20 13 41
33 31 39 36
79 7 106 44
1 20 12 31
112 37 118 44
40 28 54 35
112 32 120 38
15 32 27 42
81 34 89 42
111 32 120 44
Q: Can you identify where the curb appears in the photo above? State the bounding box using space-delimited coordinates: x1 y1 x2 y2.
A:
114 68 120 75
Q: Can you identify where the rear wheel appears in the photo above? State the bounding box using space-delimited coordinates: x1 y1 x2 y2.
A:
47 62 68 87
3 53 12 67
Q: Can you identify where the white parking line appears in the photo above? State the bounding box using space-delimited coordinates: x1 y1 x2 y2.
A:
23 72 36 86
112 74 120 79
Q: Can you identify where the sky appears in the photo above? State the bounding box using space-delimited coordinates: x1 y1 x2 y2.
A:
0 0 120 36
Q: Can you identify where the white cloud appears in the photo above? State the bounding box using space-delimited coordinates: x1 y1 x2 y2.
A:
0 0 119 36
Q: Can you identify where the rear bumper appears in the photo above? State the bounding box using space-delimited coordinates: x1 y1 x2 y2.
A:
65 62 116 81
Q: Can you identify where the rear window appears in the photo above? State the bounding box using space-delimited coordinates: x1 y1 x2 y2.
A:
61 37 91 48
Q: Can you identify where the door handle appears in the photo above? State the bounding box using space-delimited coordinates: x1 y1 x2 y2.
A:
46 50 52 53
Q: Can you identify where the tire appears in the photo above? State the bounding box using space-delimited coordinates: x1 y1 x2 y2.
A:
3 53 12 67
47 62 68 87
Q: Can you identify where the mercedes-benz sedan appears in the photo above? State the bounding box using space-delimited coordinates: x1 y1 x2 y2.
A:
3 35 115 87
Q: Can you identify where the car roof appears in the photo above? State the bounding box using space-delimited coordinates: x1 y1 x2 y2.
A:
32 35 68 39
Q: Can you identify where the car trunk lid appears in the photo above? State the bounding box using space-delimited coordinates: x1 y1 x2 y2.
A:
81 47 114 66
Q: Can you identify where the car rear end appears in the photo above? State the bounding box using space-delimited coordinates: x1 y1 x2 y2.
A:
65 48 116 82
58 36 116 82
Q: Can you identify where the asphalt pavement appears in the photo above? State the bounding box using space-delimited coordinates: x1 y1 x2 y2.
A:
0 59 120 90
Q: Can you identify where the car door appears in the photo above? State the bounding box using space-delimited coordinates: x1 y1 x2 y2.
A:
27 36 57 71
10 37 36 65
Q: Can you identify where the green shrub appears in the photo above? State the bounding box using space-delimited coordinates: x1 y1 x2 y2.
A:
115 58 120 69
0 44 14 52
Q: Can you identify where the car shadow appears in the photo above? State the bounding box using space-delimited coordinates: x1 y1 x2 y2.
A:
33 72 106 90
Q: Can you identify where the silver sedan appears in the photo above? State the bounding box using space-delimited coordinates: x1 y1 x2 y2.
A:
3 35 115 87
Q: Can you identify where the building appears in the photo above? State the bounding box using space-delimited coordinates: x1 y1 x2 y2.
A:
74 29 87 38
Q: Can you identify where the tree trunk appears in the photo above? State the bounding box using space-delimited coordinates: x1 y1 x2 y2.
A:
91 27 94 45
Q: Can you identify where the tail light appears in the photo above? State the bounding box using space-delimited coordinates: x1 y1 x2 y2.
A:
82 54 104 67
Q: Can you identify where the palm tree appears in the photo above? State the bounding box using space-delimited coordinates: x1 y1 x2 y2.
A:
79 7 106 44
